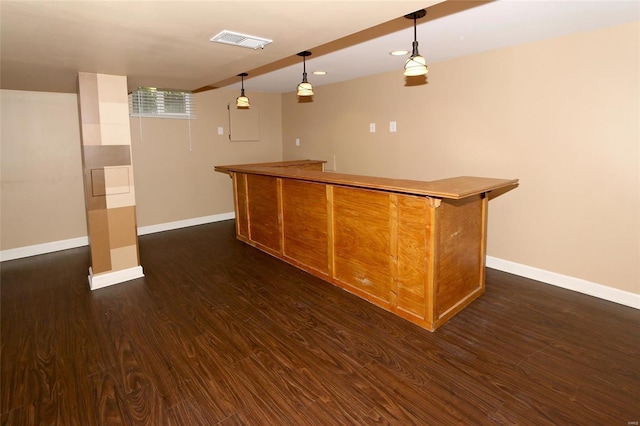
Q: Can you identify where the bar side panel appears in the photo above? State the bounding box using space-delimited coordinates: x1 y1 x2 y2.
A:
246 174 280 252
333 186 392 303
436 196 484 318
281 179 329 275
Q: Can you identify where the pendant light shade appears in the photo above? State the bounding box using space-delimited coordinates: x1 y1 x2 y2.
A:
296 51 313 97
236 73 250 108
404 10 428 77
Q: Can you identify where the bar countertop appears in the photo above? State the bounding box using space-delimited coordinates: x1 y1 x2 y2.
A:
215 160 518 200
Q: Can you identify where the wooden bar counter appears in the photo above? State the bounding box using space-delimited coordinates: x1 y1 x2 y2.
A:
215 160 518 331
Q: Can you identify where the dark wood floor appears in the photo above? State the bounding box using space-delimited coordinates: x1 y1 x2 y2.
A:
1 220 639 425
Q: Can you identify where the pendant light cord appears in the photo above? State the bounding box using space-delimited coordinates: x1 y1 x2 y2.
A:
302 56 308 82
411 13 420 56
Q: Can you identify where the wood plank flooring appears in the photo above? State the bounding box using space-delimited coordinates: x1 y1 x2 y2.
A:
2 220 639 425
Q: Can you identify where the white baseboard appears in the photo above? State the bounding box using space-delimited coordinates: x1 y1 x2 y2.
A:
0 236 89 262
486 256 640 310
137 212 235 236
89 265 144 290
0 212 236 262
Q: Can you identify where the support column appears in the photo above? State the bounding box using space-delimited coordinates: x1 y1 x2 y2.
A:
77 73 143 290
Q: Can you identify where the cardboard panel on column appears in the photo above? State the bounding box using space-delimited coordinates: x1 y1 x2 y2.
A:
77 73 143 289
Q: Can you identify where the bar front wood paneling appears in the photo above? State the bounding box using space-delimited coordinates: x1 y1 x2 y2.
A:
246 174 280 253
281 179 329 275
216 160 518 331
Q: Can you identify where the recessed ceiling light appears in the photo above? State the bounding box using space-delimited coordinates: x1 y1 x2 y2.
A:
390 50 409 56
312 71 327 75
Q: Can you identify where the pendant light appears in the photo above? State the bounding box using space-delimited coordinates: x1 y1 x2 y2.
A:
236 73 250 108
404 9 428 77
296 51 313 97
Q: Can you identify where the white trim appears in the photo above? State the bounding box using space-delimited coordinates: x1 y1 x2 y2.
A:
137 212 235 236
0 212 236 261
89 266 144 290
0 236 89 262
486 256 640 310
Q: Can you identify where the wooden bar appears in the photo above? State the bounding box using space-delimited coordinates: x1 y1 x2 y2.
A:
216 160 518 331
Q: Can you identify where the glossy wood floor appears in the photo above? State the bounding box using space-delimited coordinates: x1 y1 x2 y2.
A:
2 220 639 425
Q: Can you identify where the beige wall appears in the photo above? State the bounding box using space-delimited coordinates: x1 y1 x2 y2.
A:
282 21 640 295
0 90 87 250
0 87 283 250
130 88 283 227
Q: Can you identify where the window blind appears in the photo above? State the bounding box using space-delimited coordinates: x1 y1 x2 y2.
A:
129 87 195 119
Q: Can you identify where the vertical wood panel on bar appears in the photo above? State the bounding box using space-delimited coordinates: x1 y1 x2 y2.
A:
396 194 430 320
216 160 517 331
281 179 329 276
233 172 249 239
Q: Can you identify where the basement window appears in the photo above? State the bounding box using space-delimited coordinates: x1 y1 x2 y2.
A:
129 87 195 119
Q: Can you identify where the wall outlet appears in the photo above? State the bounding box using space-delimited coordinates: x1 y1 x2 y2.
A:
389 121 397 132
369 123 376 133
295 138 300 146
217 127 224 135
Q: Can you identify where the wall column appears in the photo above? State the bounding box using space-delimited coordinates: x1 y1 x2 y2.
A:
77 72 143 289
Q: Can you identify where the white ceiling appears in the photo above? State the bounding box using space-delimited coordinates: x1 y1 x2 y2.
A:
1 1 638 95
241 0 640 93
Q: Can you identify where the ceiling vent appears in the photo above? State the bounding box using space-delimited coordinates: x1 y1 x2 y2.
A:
210 30 273 50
